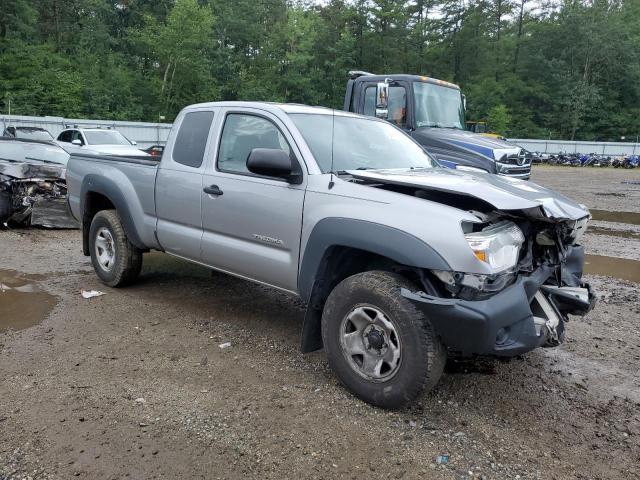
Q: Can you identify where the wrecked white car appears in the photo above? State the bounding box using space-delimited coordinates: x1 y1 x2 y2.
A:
0 137 76 228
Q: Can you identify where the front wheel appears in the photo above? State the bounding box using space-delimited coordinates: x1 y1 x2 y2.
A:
89 209 142 287
321 271 446 409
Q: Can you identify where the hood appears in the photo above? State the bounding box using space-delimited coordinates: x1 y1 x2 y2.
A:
88 145 151 157
346 168 589 221
0 139 69 167
412 127 519 161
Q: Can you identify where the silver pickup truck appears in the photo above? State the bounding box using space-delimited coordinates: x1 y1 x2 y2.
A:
67 102 595 408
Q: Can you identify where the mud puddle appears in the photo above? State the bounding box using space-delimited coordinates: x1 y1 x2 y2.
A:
587 226 640 239
590 209 640 225
0 270 57 333
584 255 640 283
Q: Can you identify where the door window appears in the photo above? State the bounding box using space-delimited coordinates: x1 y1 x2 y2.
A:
363 85 407 128
217 114 291 175
57 130 72 142
172 111 215 168
71 131 84 144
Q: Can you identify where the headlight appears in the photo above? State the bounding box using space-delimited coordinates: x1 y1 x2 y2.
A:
464 220 524 273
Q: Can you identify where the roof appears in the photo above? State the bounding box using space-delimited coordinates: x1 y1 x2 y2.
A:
183 101 365 118
351 73 460 90
9 126 49 132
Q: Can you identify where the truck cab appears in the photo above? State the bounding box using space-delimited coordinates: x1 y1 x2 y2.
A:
344 72 531 179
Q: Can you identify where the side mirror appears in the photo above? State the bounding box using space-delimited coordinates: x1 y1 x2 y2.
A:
247 148 299 182
131 140 137 145
375 82 389 119
71 139 82 146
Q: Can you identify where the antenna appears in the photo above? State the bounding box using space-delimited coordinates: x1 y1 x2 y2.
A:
328 109 336 189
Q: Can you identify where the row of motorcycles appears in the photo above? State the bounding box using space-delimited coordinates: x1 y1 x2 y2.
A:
534 152 640 168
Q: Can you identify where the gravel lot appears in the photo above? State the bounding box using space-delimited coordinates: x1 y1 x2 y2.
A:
1 166 639 479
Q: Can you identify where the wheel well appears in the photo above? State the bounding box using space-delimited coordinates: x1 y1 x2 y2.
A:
300 246 425 353
308 246 418 311
82 192 115 255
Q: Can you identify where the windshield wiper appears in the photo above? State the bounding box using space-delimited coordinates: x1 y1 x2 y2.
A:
330 167 373 174
420 122 462 129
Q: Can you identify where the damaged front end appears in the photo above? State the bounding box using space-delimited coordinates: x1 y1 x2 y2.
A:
344 168 596 356
0 162 73 228
406 210 595 356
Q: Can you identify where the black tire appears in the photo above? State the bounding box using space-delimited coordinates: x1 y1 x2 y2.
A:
0 191 13 225
88 209 142 287
321 270 446 409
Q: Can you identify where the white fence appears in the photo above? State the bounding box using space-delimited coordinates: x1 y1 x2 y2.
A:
0 115 172 149
509 138 640 156
2 114 639 155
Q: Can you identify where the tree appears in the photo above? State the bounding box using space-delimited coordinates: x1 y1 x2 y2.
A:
487 104 511 135
0 0 638 139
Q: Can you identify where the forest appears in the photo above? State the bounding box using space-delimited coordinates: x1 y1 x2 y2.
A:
0 0 639 140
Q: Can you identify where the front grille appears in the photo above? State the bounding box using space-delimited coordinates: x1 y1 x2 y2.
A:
496 150 531 178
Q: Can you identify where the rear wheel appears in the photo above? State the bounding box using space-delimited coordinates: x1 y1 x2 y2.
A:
321 270 446 409
89 210 142 287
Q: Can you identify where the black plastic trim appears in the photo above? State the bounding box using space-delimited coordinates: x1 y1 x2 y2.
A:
80 174 147 254
298 217 450 303
402 265 556 356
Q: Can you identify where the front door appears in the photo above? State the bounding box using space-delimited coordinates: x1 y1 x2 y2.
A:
201 109 306 292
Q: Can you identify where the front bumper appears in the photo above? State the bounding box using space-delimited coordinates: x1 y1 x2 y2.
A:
402 258 595 357
496 162 531 179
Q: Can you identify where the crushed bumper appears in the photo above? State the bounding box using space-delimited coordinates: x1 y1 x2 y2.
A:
402 252 596 356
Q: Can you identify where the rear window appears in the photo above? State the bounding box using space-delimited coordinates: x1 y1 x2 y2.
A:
173 111 215 168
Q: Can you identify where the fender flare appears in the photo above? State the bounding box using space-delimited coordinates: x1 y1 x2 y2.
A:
298 217 450 302
80 174 146 254
298 218 451 353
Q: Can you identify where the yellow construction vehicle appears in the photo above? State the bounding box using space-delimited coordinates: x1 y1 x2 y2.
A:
465 121 504 140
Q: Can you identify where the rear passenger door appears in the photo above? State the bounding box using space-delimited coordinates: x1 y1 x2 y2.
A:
155 108 217 260
200 108 306 292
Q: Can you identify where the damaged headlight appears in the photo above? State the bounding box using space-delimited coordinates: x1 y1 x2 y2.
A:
432 269 517 298
464 220 525 273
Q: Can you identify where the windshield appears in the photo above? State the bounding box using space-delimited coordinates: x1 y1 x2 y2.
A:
290 113 436 173
15 129 53 141
84 130 131 145
413 82 465 129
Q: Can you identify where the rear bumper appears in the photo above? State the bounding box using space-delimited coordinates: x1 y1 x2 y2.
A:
402 261 595 357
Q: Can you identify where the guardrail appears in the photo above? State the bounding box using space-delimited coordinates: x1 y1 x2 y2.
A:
508 138 640 156
0 115 172 149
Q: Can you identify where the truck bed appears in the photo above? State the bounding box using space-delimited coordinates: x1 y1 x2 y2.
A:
66 152 161 249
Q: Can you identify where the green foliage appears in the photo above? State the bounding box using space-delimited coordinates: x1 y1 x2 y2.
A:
487 104 510 135
0 0 638 139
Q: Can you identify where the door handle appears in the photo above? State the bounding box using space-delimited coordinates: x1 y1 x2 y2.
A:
203 185 223 196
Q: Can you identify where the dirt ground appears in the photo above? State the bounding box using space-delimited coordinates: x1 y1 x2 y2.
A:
1 166 639 480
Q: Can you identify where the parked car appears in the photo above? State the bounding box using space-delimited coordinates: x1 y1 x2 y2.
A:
66 102 595 409
2 126 55 142
0 137 73 227
143 144 165 158
56 126 150 157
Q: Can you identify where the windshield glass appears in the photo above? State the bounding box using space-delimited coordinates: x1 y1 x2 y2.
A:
413 82 465 129
16 129 53 141
290 113 436 173
84 130 131 145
